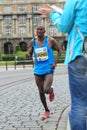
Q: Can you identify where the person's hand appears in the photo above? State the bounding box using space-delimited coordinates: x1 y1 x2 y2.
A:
38 4 54 18
51 62 57 69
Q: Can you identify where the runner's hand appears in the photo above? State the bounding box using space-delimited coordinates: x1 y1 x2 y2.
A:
51 63 56 69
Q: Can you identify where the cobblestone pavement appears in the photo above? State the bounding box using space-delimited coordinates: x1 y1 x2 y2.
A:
0 66 70 130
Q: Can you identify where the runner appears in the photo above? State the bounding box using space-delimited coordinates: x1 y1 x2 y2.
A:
28 25 61 120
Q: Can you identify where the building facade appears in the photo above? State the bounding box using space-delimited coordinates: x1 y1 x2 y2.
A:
0 0 66 54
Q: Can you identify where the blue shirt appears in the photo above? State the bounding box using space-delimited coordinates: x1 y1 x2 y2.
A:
50 0 87 65
33 37 55 75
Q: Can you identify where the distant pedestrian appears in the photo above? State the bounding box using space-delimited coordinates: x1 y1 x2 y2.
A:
28 25 61 120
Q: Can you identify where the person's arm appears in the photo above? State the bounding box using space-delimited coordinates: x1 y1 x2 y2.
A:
50 0 76 33
28 40 33 58
52 38 61 64
38 0 77 33
49 37 62 68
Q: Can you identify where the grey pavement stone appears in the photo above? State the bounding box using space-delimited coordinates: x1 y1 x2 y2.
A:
17 128 29 130
2 129 17 130
29 128 41 130
0 67 70 130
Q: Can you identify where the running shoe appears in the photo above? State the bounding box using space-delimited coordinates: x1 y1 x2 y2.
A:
41 111 50 120
49 88 55 102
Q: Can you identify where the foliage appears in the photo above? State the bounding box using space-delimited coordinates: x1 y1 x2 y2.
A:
15 51 27 60
15 45 21 53
0 51 66 66
53 51 66 63
2 54 15 61
0 61 15 66
16 51 27 56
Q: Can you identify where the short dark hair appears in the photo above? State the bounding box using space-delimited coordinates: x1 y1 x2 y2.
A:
36 25 45 29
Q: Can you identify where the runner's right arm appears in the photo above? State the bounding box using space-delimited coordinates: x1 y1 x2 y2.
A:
28 40 33 57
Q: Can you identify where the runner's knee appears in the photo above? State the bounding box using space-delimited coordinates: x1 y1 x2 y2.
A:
44 87 51 94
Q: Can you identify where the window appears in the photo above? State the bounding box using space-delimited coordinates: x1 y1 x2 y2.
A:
47 18 51 23
19 26 26 36
4 16 12 24
19 42 27 51
5 27 12 36
18 15 26 24
0 0 6 4
33 4 39 11
4 43 13 54
49 26 55 36
19 5 25 12
33 15 41 24
4 6 11 12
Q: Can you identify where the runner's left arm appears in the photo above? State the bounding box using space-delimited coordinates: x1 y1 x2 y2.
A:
49 37 61 69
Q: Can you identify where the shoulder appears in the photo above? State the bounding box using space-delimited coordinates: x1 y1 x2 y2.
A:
31 38 36 42
48 36 57 44
30 38 36 44
47 36 55 41
47 36 57 47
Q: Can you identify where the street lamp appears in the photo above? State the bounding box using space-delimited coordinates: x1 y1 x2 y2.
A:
32 7 34 38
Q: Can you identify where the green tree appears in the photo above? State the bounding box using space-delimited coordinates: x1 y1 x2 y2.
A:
15 45 21 53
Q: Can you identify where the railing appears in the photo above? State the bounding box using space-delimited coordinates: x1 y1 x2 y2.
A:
0 51 65 71
0 60 34 71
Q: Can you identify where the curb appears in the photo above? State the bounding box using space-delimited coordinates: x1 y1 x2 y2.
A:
66 118 70 130
58 106 70 130
66 107 70 130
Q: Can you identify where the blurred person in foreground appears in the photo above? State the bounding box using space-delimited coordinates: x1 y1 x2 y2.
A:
38 0 87 129
28 25 61 120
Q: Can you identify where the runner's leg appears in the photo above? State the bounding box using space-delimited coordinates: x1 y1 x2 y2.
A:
44 73 53 94
35 75 49 111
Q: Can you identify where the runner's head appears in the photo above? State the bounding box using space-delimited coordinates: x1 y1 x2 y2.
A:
36 25 45 37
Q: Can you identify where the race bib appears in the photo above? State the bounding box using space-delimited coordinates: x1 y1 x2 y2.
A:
35 47 48 61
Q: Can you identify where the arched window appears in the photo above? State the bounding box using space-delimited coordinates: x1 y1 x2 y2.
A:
4 42 13 54
19 42 27 51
